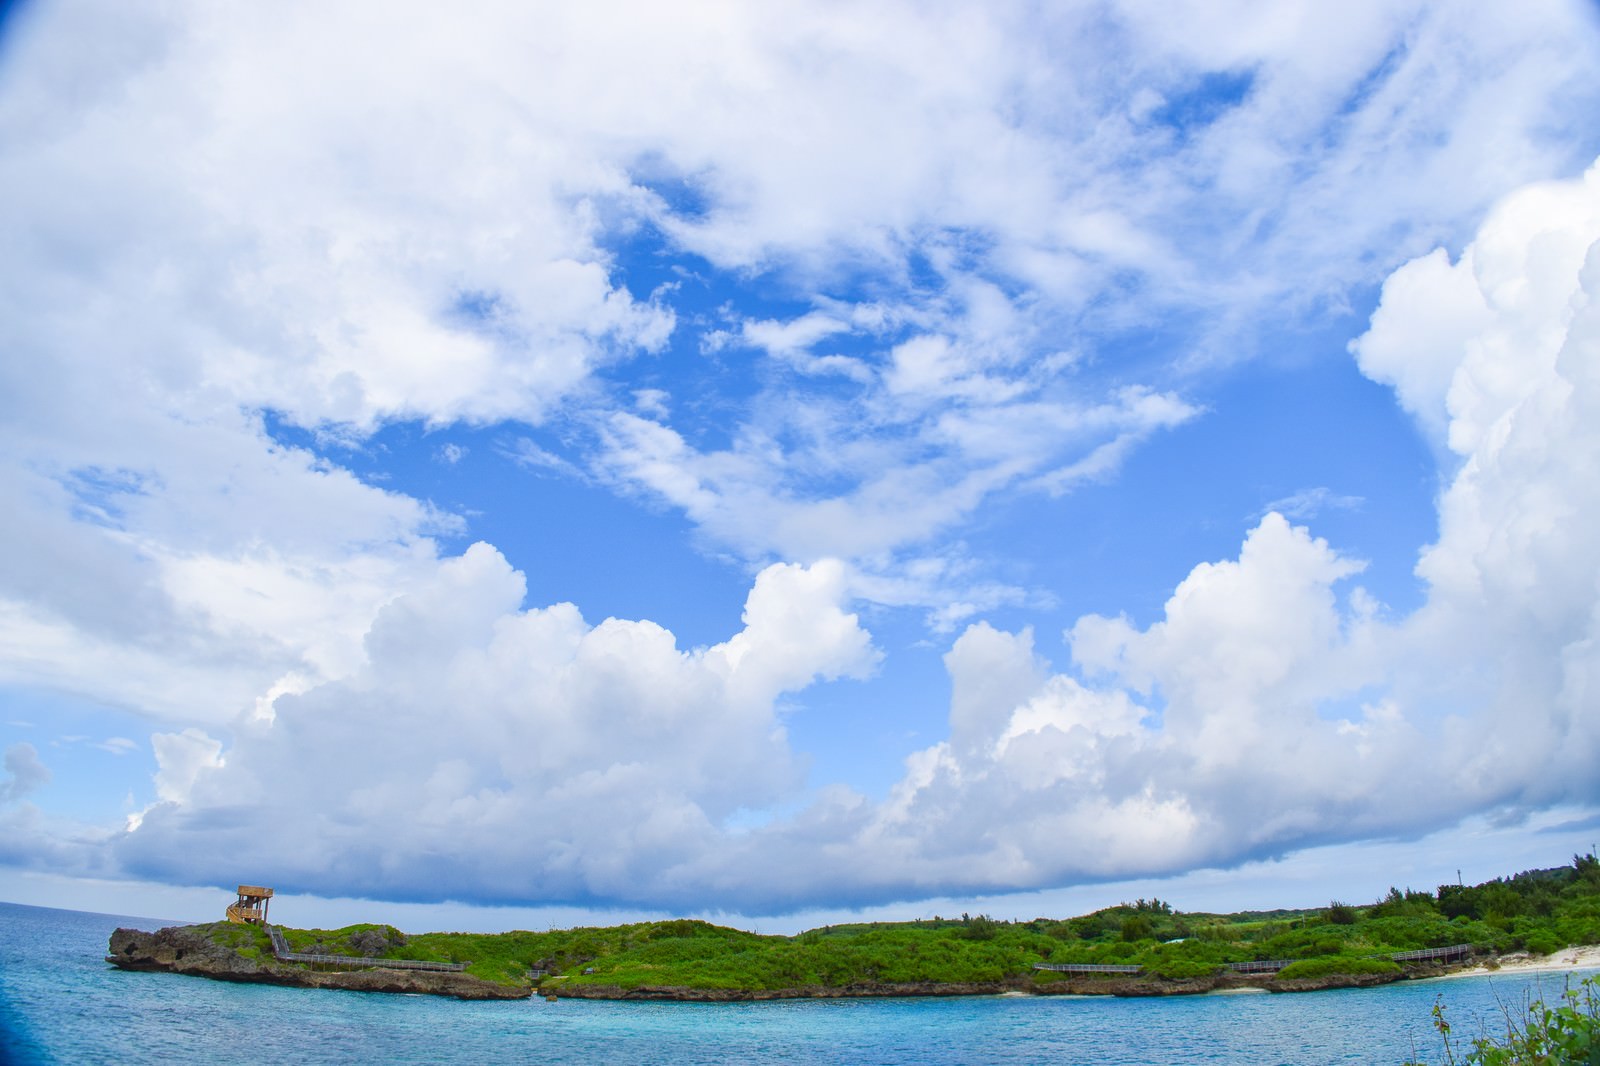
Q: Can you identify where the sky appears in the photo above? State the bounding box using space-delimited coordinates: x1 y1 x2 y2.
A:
3 0 1600 934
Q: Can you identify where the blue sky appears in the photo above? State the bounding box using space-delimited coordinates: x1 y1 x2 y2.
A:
4 0 1600 931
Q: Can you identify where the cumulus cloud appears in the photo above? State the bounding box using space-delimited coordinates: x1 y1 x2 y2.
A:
718 517 1398 906
0 422 453 724
803 157 1600 908
2 2 1599 915
103 177 1600 911
0 1 670 727
107 152 1593 915
115 554 877 906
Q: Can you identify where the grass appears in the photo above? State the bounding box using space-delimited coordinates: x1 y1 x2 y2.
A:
191 854 1600 993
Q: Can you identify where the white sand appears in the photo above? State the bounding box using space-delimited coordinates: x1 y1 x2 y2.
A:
1445 944 1600 979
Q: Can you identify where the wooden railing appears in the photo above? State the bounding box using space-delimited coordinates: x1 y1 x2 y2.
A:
1389 944 1472 963
1032 943 1474 978
1226 959 1292 973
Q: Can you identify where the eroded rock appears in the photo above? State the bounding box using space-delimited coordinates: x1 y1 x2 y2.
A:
107 925 529 1001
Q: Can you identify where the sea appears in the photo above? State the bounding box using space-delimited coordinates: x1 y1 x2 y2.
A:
2 901 1595 1065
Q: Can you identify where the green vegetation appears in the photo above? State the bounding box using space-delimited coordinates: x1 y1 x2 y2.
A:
1327 901 1359 925
202 853 1600 992
1275 956 1400 981
1407 977 1599 1065
200 919 272 960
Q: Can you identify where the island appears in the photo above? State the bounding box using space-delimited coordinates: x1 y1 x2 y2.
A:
107 853 1600 1001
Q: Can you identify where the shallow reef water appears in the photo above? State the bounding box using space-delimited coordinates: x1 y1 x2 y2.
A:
3 901 1595 1065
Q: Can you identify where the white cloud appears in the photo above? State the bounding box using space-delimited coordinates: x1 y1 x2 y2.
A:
0 0 1591 660
1350 248 1493 450
115 555 877 905
739 312 870 381
573 0 1597 598
584 157 1600 911
1 743 50 804
1258 487 1364 521
0 421 453 725
632 389 671 419
593 359 1199 607
501 437 579 477
86 510 1473 912
2 2 1599 916
846 551 1044 634
798 156 1600 908
0 1 680 723
774 517 1393 901
0 4 676 435
149 729 224 807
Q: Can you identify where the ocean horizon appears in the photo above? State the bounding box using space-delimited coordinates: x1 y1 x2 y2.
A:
4 900 1596 1065
5 10 1600 1058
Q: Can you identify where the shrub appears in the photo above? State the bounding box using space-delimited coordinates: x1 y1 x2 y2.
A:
1120 914 1154 942
961 915 998 941
1070 913 1108 939
1326 901 1358 925
1521 931 1562 957
1273 955 1399 981
1141 957 1220 980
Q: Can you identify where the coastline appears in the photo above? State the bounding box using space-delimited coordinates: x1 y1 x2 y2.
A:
106 921 1600 1003
1434 944 1600 981
7 902 1577 1065
107 925 530 1000
548 948 1600 1001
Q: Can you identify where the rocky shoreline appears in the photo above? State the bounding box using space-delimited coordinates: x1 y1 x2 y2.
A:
551 969 1432 1001
107 925 531 1000
550 978 1032 1001
109 923 1496 1002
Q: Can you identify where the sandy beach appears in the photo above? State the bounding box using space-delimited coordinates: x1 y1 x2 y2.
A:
1446 944 1600 979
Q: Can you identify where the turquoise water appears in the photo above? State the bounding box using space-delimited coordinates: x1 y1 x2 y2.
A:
2 901 1594 1064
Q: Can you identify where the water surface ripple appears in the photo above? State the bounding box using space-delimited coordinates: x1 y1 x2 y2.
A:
4 902 1592 1065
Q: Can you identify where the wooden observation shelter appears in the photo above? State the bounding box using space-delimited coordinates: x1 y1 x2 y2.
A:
225 885 273 925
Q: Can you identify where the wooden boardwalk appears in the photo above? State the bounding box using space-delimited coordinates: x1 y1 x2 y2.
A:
1389 944 1472 963
1033 944 1474 978
267 926 468 972
1226 959 1293 974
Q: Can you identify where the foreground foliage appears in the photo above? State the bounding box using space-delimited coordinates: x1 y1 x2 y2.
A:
211 854 1600 991
1407 977 1599 1065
